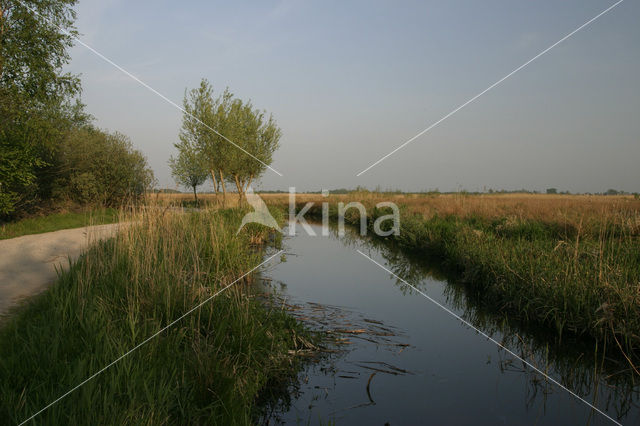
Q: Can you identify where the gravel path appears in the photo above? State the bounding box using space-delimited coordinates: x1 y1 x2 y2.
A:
0 223 123 316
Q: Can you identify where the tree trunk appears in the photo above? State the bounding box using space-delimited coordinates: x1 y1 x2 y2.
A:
234 175 244 204
219 169 227 207
210 169 219 205
210 170 218 195
192 185 198 203
245 174 254 193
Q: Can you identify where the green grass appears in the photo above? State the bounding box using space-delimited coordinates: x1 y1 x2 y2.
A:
0 208 119 240
0 207 312 425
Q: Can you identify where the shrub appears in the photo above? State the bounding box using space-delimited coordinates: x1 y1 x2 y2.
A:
53 127 155 206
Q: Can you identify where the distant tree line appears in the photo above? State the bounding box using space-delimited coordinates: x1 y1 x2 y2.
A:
169 79 281 202
152 186 640 200
0 0 154 220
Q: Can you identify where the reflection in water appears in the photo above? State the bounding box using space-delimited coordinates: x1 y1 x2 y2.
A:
262 223 639 425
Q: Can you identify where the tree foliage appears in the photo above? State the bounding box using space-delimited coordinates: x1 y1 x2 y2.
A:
0 0 153 219
177 79 281 201
169 140 208 201
224 97 281 197
0 0 80 101
54 127 155 205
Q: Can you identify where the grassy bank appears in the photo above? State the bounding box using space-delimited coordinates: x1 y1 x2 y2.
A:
0 208 119 240
289 194 640 368
0 207 312 424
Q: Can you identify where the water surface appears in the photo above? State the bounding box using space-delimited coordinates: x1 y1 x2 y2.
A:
262 223 639 425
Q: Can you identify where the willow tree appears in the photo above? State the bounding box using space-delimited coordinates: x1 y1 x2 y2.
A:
208 87 234 200
169 140 207 202
225 98 281 200
179 80 233 201
179 78 281 203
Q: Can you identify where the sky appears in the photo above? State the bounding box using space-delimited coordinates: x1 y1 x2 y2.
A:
65 0 640 193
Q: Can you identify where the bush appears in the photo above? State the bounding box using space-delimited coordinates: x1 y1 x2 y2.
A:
53 127 155 206
68 172 99 203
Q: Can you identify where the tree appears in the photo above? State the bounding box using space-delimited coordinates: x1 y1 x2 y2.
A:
224 98 281 201
169 141 208 202
546 188 558 194
178 79 282 204
0 1 152 219
0 0 80 99
179 80 232 201
0 0 83 216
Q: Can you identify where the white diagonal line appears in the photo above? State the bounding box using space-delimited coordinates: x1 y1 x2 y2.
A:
19 250 284 425
18 1 283 177
356 249 622 426
356 0 624 176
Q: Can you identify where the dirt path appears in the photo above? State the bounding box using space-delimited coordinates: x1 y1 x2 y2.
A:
0 223 124 316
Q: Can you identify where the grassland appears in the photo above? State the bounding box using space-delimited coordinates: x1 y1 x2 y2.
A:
0 208 119 240
257 191 640 370
0 207 313 425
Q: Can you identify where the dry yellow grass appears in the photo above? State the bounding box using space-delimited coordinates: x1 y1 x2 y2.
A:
152 192 322 206
361 193 640 230
153 191 640 232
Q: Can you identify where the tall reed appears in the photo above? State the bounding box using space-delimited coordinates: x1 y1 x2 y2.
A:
0 206 308 424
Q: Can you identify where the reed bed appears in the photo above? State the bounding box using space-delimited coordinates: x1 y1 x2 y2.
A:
0 206 311 425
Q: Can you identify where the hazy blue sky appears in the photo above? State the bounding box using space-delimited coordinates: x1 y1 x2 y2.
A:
66 0 640 193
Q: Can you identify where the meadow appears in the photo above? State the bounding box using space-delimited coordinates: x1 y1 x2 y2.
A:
0 206 313 425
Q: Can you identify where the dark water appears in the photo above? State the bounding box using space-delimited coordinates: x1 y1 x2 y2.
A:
260 223 640 425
